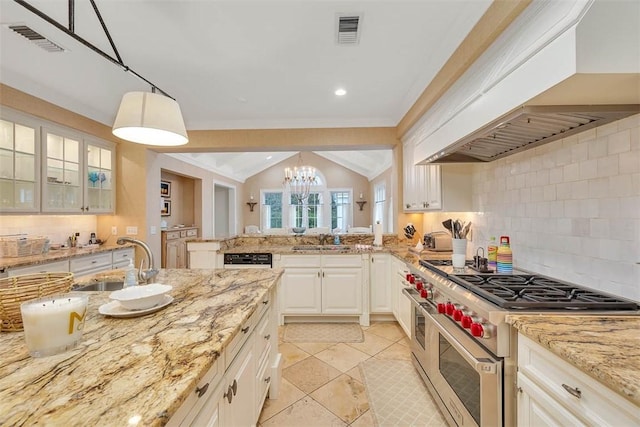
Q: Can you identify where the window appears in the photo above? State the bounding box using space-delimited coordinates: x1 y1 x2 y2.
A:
330 191 350 231
374 183 387 230
262 191 283 229
289 192 322 228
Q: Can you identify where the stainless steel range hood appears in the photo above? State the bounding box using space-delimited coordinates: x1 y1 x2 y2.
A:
425 104 640 163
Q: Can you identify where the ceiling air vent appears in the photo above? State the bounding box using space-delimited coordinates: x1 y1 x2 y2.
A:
336 14 362 45
6 24 65 53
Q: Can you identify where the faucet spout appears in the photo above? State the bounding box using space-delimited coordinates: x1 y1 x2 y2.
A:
117 237 158 283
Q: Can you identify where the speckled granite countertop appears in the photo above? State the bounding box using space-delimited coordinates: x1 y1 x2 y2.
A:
0 268 282 426
507 314 640 406
0 244 134 270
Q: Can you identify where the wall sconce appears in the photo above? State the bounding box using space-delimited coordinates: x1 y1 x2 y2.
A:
356 201 367 211
246 194 257 212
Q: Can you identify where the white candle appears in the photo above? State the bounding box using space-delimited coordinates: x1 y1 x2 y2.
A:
21 294 88 357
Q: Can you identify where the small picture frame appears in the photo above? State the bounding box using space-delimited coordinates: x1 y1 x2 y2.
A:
160 180 171 198
161 199 171 216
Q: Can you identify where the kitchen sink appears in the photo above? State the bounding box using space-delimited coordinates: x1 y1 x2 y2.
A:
292 245 323 251
73 281 125 291
291 245 352 252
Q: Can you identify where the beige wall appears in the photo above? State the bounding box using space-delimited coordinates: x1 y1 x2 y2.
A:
243 152 372 230
160 171 195 228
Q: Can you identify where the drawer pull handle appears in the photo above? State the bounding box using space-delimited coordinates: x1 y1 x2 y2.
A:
224 385 233 404
195 383 209 398
265 376 271 383
264 334 271 340
562 384 582 398
262 300 269 305
231 379 238 396
241 326 249 334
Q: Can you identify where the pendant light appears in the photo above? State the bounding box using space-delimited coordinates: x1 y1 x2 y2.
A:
112 90 188 146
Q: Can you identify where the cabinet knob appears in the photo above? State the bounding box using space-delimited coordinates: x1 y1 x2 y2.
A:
241 326 249 334
224 385 233 404
85 206 89 211
264 334 271 340
262 300 269 305
231 379 238 396
195 383 209 398
265 376 271 383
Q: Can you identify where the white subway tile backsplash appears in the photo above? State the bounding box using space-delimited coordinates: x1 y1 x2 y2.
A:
469 114 639 301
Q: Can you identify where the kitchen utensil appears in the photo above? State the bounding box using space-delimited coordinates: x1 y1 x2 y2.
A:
453 220 462 238
462 222 472 239
442 219 453 236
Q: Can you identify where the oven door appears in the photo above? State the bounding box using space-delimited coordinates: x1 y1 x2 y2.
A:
409 298 429 372
425 305 503 427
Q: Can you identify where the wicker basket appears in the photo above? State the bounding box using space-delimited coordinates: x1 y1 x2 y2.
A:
0 236 48 257
0 272 74 331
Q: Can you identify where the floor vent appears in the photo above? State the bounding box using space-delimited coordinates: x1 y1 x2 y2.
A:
6 23 65 53
336 14 362 45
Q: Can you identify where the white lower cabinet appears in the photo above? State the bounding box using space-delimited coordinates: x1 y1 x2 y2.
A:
70 252 113 278
517 334 639 427
279 254 365 322
370 253 391 313
391 257 411 337
169 286 279 427
7 259 70 276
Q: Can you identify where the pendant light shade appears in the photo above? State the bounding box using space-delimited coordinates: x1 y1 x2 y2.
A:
112 91 188 146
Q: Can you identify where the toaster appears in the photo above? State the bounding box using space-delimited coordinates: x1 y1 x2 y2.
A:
423 231 452 251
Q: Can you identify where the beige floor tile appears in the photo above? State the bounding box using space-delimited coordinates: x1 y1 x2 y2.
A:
278 325 285 343
310 374 369 424
258 378 306 423
396 335 411 347
346 331 394 356
316 343 371 372
345 365 363 383
280 342 311 368
283 356 342 393
366 322 406 342
373 342 412 361
294 341 335 355
260 396 347 427
349 409 375 427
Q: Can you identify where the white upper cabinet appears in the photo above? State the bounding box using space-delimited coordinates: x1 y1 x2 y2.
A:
41 125 115 214
403 139 442 212
0 110 40 213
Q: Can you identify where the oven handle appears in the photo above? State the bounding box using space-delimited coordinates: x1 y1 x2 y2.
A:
424 306 500 375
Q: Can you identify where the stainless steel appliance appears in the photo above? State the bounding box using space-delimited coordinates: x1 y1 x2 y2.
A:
404 259 639 427
423 231 452 251
223 253 272 268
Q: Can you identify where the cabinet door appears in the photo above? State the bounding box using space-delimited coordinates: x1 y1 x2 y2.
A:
8 259 69 277
370 254 391 313
280 268 321 313
322 267 363 314
41 126 83 213
176 240 187 268
425 164 442 210
517 373 586 427
223 341 255 427
186 382 224 427
166 241 180 269
397 280 412 337
0 111 40 213
84 139 114 213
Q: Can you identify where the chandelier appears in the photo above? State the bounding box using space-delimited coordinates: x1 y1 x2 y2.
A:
283 153 318 205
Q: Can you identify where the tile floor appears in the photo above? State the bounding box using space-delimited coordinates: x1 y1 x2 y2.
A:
258 322 414 426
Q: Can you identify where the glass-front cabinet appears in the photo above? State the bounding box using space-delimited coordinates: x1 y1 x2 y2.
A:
42 126 115 214
0 111 40 213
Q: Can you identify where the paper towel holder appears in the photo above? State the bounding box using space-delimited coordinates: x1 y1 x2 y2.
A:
356 201 367 211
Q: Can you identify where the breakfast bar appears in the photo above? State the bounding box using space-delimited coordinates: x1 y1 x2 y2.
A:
0 268 282 426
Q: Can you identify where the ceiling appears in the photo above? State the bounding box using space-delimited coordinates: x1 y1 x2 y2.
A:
0 0 492 180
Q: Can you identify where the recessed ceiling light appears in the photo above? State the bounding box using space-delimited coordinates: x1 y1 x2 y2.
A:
335 88 347 96
266 155 273 160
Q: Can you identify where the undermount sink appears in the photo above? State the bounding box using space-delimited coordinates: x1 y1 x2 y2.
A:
73 281 125 291
292 245 323 251
291 245 352 252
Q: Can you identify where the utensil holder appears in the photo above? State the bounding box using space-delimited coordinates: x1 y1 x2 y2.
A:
451 238 467 268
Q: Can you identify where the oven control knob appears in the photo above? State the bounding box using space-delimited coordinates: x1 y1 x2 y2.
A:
408 275 415 284
405 272 412 281
445 302 455 316
420 288 433 299
453 309 463 321
416 281 423 291
437 303 446 314
471 323 484 337
461 315 473 329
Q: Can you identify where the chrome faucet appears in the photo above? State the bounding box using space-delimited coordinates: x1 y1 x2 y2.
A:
116 237 159 284
319 233 332 246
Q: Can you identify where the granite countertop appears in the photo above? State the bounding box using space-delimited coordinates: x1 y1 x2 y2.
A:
0 268 283 426
507 314 640 406
0 243 134 270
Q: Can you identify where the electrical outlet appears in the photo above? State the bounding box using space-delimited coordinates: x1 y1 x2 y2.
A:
111 226 118 235
150 226 157 235
126 226 138 235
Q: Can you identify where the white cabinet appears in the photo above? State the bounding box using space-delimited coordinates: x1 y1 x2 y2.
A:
162 228 198 269
370 253 391 313
223 339 255 427
517 334 640 427
41 125 115 214
70 252 113 278
112 247 135 269
187 241 221 269
7 259 69 277
391 257 411 337
279 254 366 324
0 110 40 213
402 140 442 212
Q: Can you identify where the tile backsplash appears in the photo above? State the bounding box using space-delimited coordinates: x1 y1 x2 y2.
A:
0 215 98 247
464 114 639 301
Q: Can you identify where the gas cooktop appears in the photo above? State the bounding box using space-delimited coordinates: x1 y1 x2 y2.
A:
420 259 639 311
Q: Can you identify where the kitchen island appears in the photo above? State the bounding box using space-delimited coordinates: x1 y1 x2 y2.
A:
0 268 282 426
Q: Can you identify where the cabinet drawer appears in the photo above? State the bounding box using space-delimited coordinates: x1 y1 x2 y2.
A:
70 252 112 273
180 230 187 238
112 248 135 268
255 347 272 414
186 229 198 237
280 255 321 268
518 334 639 426
165 231 181 240
8 259 69 276
225 310 256 369
254 311 271 364
322 254 362 268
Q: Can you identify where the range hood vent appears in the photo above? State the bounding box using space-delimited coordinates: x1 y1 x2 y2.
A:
426 105 640 163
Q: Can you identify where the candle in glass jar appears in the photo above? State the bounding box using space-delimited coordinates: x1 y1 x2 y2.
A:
21 294 88 357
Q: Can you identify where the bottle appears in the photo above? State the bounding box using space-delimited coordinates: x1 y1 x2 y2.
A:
334 234 340 245
124 259 138 287
487 237 498 271
496 236 513 274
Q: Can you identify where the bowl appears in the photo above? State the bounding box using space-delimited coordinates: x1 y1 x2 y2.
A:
109 283 172 310
292 227 306 234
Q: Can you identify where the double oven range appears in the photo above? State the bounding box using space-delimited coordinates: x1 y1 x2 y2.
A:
404 259 639 427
